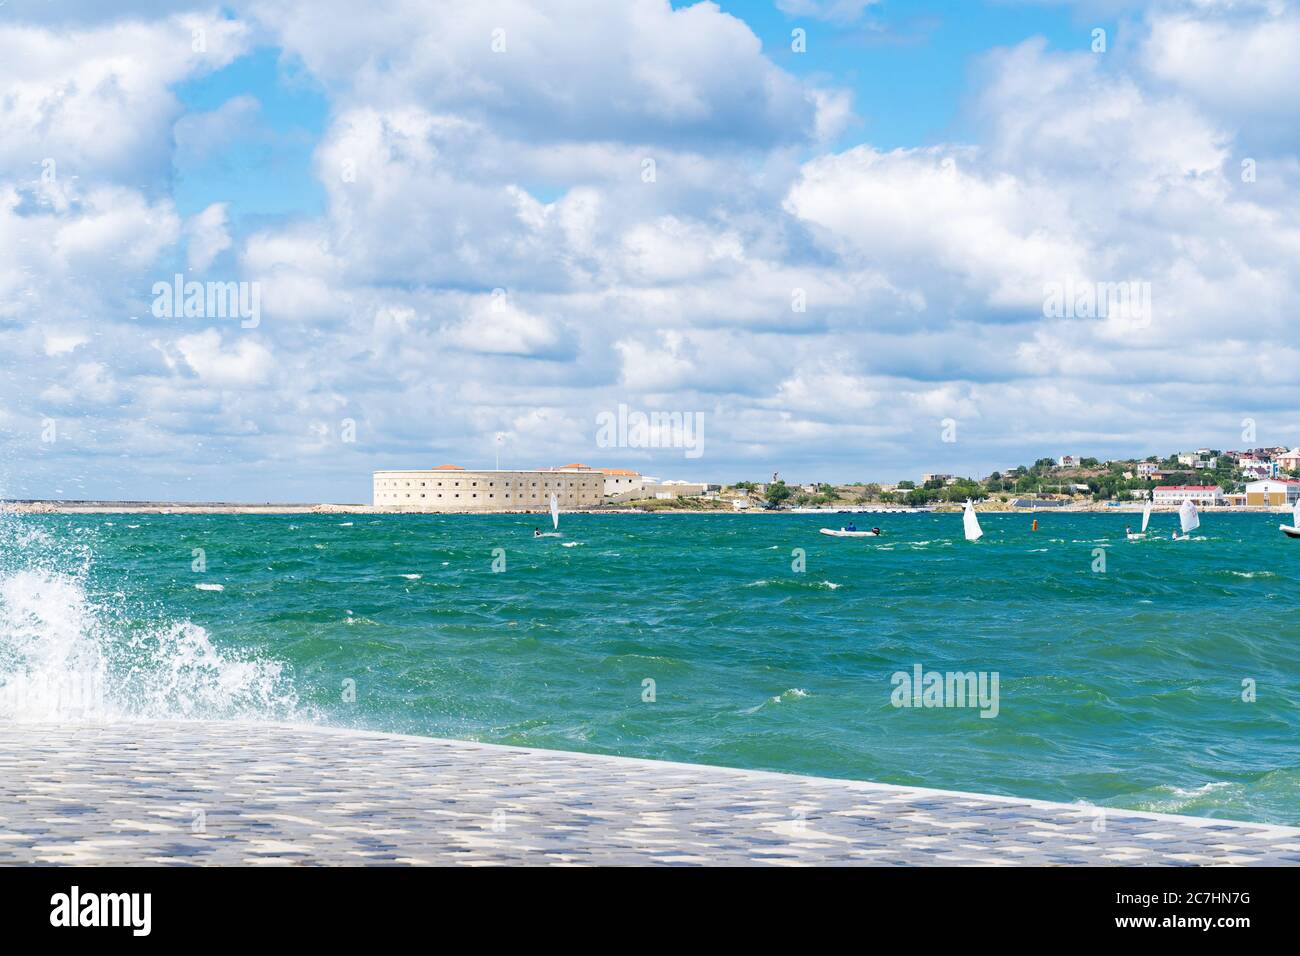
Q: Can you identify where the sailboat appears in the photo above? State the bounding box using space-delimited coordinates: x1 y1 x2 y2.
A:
1279 500 1300 538
533 493 563 537
1174 498 1199 540
1127 501 1151 540
963 500 983 542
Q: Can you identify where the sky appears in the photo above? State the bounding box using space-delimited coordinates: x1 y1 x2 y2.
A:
2 0 1300 502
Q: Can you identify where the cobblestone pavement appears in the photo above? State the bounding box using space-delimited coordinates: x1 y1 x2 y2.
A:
2 722 1298 865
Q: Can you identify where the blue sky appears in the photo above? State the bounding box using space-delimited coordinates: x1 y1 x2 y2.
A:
3 0 1300 501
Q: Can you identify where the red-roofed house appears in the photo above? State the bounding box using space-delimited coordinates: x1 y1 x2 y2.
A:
1152 484 1223 506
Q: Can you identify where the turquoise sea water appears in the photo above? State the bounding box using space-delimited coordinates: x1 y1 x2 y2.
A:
2 511 1298 825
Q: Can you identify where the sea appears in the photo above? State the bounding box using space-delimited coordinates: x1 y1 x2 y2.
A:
2 509 1298 825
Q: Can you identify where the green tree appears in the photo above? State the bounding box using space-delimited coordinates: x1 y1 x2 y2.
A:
765 480 792 506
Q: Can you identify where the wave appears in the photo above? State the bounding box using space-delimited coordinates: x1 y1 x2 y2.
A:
0 514 304 724
771 687 809 703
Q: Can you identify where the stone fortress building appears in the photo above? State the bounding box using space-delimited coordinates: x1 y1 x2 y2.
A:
373 464 607 512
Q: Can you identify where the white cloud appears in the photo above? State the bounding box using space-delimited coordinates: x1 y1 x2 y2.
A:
6 0 1300 498
443 297 562 357
1143 6 1300 119
245 0 838 150
173 330 274 387
0 15 249 183
186 202 233 272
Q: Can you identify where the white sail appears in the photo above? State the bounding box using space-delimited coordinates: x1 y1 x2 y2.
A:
1293 499 1300 526
550 492 560 530
1141 501 1151 533
1179 498 1199 535
963 500 983 541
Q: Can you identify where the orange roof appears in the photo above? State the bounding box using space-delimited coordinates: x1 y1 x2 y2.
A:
432 464 464 471
558 463 590 470
598 468 640 476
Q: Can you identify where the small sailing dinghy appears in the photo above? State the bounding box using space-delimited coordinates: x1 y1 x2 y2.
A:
819 527 881 537
963 500 983 542
1279 500 1300 538
1127 501 1151 540
1173 498 1199 540
533 493 563 537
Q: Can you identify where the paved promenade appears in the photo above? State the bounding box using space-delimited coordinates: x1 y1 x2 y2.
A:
2 722 1298 865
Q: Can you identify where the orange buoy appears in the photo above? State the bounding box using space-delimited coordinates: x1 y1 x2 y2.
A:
1032 518 1038 532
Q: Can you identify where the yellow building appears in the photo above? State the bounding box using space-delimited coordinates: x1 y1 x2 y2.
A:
1244 478 1300 507
373 464 604 512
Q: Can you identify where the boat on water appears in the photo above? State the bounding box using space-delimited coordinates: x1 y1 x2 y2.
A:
534 493 563 537
963 500 983 542
819 527 881 537
1173 498 1199 540
1127 501 1152 540
1279 500 1300 538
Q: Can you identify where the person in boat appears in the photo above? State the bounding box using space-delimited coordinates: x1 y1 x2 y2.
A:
1125 526 1131 536
845 522 857 532
533 527 541 537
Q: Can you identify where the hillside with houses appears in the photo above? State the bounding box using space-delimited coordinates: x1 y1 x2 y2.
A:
705 446 1300 512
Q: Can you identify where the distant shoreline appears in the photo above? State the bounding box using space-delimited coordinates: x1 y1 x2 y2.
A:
4 499 1295 515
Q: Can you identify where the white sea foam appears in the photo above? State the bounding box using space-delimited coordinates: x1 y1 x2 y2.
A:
194 582 225 591
1171 781 1233 798
399 573 421 580
0 515 303 724
771 688 809 703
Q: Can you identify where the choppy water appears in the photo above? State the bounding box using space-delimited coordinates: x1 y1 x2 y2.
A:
2 510 1298 825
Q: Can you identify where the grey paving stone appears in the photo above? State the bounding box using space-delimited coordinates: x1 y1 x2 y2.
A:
0 721 1297 866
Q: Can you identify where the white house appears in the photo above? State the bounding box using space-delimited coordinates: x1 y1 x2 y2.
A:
1239 460 1278 480
1152 485 1223 506
1136 461 1159 477
1057 455 1080 468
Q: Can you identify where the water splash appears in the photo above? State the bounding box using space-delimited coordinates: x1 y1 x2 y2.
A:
0 511 304 723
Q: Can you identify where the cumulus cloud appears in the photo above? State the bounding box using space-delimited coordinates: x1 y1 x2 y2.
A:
243 0 840 150
5 0 1300 500
0 14 249 183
